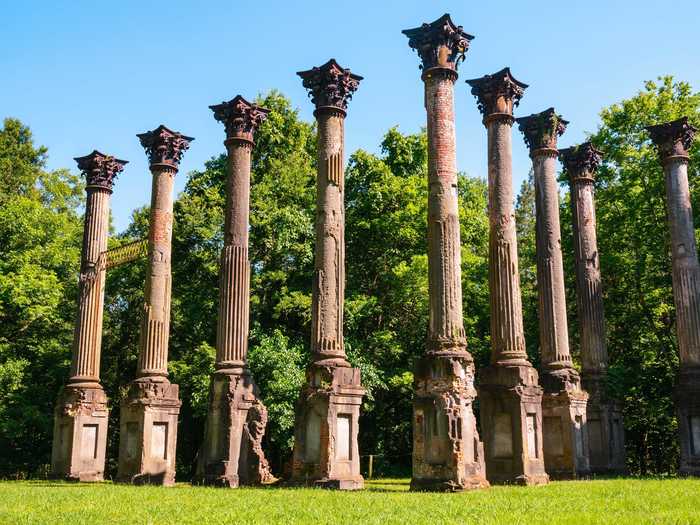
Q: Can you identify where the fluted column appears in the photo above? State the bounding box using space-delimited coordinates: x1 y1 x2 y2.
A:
646 117 700 476
517 109 574 376
560 143 607 376
118 125 191 486
135 126 193 381
403 14 488 491
466 68 529 366
291 59 365 489
210 97 269 371
518 108 588 479
70 152 128 385
468 69 548 485
51 151 127 482
196 96 274 487
561 142 625 474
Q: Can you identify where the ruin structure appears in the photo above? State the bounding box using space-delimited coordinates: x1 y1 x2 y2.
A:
403 14 489 491
466 69 548 485
117 125 192 485
196 95 274 486
646 117 700 476
290 59 365 489
561 142 626 474
517 109 589 479
51 151 127 481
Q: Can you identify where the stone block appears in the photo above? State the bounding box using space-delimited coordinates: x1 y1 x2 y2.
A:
117 379 181 486
51 386 109 482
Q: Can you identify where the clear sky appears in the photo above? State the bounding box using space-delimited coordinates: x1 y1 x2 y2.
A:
2 0 699 231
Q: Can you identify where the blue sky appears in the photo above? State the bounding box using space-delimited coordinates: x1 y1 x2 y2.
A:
2 0 699 231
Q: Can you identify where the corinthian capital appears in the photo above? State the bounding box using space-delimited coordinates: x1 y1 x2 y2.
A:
560 142 602 183
297 59 362 114
74 150 128 191
402 13 473 78
466 67 527 119
210 95 270 142
517 108 568 155
137 125 194 169
645 116 697 161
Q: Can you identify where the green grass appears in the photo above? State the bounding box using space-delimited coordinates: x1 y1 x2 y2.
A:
1 478 700 524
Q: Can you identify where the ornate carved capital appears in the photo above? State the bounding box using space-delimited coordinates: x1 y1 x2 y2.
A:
74 150 128 191
137 125 194 169
402 13 473 78
560 142 602 184
466 67 527 119
645 116 697 162
210 95 270 143
516 107 568 155
297 59 362 114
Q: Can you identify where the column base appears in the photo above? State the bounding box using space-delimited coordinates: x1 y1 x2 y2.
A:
411 353 489 492
195 370 274 487
479 363 549 485
290 364 365 490
541 370 590 479
51 384 109 482
582 374 626 475
117 379 181 486
676 368 700 476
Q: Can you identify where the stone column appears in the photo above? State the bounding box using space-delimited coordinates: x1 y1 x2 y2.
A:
517 109 589 479
402 14 488 491
51 151 127 481
117 125 192 486
561 142 626 474
466 68 548 485
196 95 274 487
646 117 700 476
290 59 365 490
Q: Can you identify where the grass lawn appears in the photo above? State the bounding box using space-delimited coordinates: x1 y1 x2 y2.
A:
1 478 699 524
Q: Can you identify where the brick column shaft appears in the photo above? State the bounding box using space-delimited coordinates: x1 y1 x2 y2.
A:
311 108 348 365
70 186 111 383
137 165 176 379
216 138 252 369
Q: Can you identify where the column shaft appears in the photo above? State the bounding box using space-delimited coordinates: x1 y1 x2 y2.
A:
70 187 111 383
425 73 466 353
137 167 175 379
665 158 700 367
311 109 347 364
570 177 608 374
533 152 572 369
487 116 528 364
216 140 252 369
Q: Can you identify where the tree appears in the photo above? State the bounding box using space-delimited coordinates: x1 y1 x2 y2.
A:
0 118 83 477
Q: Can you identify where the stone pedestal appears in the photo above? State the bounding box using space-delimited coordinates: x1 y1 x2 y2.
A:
646 117 700 476
196 96 273 487
411 354 487 491
117 380 181 485
117 125 192 485
51 386 109 481
403 15 488 492
52 151 127 481
518 108 589 479
290 60 364 489
541 371 589 479
583 375 626 474
676 368 700 475
562 142 626 474
198 372 272 486
479 365 549 485
292 365 364 489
